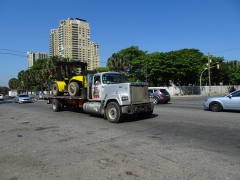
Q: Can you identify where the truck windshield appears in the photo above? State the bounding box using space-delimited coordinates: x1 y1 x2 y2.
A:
102 74 125 84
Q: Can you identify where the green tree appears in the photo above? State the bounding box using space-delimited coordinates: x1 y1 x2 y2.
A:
94 67 109 72
8 78 21 90
115 46 147 82
107 53 128 76
0 86 10 94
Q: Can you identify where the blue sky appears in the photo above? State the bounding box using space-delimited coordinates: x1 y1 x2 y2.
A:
0 0 239 87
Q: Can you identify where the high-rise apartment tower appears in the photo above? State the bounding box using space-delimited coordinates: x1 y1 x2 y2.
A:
49 18 100 70
27 52 48 68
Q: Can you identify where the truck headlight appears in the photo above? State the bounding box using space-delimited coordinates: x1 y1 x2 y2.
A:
121 96 129 101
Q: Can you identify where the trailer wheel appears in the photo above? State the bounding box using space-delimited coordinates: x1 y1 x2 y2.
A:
52 83 60 96
106 102 122 123
52 99 61 112
68 82 80 96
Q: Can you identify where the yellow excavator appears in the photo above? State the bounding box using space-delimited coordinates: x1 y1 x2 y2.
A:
50 61 88 96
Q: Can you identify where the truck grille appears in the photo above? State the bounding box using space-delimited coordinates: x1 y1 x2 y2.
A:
131 85 148 103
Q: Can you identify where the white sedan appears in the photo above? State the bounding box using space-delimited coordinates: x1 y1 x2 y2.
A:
15 94 33 103
0 94 3 100
203 90 240 112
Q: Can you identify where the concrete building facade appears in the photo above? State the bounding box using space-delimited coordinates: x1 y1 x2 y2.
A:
49 18 100 70
27 52 48 68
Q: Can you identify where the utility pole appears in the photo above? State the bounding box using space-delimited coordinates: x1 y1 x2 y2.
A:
208 52 211 95
146 58 148 83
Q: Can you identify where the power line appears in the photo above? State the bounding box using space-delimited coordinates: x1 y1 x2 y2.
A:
212 47 240 54
0 48 26 53
0 52 27 57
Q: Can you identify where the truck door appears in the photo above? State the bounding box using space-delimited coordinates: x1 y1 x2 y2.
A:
92 75 102 100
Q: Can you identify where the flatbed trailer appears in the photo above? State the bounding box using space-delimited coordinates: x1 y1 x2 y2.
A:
44 95 88 111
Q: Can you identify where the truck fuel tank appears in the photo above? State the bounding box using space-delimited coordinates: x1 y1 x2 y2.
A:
83 102 104 115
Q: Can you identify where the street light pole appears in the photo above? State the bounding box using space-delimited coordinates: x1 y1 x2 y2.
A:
200 68 207 95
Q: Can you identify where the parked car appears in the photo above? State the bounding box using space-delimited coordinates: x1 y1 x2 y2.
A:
203 90 240 112
35 93 44 100
148 87 171 104
0 94 4 100
15 94 33 103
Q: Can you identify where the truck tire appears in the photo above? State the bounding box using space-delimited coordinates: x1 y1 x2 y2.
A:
52 83 60 96
106 102 122 123
68 82 79 96
52 99 61 112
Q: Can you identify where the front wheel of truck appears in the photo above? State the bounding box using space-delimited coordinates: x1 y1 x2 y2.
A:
106 102 122 123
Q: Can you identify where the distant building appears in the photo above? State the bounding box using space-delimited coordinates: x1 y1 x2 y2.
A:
27 52 48 68
49 18 100 70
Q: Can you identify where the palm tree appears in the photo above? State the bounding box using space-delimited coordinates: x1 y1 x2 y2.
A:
8 78 21 91
17 70 26 93
28 69 36 94
107 53 128 76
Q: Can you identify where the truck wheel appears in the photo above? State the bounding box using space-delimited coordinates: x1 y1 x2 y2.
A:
106 102 122 123
68 82 79 96
52 83 60 96
139 110 153 119
52 99 61 112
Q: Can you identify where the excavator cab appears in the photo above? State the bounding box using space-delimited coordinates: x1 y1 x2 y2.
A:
51 61 87 96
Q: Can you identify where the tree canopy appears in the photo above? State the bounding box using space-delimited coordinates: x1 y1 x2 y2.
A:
106 46 239 86
6 48 240 92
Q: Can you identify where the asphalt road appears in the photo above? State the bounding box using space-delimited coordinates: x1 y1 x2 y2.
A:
0 97 240 180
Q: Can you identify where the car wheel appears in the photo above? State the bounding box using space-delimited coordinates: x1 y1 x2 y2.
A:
153 97 159 104
210 102 222 112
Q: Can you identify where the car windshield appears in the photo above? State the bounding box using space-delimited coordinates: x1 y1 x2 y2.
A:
230 90 240 97
19 95 29 97
102 73 125 84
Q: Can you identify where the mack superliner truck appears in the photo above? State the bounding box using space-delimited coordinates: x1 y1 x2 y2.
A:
45 61 154 123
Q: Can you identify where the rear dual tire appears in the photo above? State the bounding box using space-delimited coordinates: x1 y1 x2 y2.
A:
52 99 64 112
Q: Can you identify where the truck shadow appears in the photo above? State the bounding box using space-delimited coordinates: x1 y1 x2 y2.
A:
57 107 158 123
123 114 158 123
